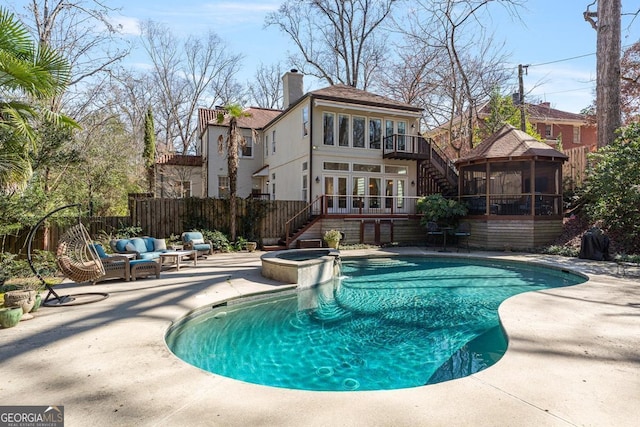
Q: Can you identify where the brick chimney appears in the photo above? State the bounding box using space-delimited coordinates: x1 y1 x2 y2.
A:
282 69 303 108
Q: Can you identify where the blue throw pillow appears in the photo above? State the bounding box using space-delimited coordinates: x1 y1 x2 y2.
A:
115 239 130 253
130 238 148 253
91 243 108 258
142 237 155 252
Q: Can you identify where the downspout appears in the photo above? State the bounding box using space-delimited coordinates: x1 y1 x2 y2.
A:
308 95 314 204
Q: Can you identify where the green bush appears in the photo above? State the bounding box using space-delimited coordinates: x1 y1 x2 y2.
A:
197 229 232 252
583 123 640 253
416 194 468 227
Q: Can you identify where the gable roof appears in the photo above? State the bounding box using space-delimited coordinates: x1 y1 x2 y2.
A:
309 84 423 113
198 107 282 135
430 100 588 135
455 124 568 164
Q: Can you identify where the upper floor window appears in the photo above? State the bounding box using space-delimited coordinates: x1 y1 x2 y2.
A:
369 118 382 149
323 112 335 145
353 116 366 148
338 114 350 146
265 135 269 157
241 136 253 158
573 126 581 144
545 124 553 138
302 106 309 136
272 130 276 153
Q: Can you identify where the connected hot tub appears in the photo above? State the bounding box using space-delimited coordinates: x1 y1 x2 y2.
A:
260 248 340 288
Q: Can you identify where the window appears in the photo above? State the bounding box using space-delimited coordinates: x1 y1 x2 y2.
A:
265 134 269 157
573 126 581 144
385 165 408 175
353 116 365 148
272 130 276 153
385 120 394 149
323 162 349 171
369 178 381 208
218 176 229 198
545 124 553 138
180 181 191 198
302 106 309 136
323 112 335 145
397 121 407 150
302 175 307 200
338 114 350 146
302 161 308 171
353 164 381 173
241 136 253 157
369 118 382 149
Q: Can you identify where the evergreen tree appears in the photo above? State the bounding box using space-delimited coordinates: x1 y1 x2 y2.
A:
143 106 156 194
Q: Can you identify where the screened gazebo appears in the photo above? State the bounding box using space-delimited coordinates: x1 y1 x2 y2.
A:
455 124 568 250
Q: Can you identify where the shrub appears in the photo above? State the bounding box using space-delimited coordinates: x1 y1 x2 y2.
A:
197 229 232 252
416 194 468 227
583 123 640 253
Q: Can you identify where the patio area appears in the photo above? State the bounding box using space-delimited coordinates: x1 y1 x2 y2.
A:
0 247 638 426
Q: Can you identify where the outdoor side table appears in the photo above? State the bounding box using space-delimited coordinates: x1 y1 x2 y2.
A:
159 250 198 271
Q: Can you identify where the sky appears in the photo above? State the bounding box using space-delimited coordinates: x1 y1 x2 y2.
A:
8 0 640 114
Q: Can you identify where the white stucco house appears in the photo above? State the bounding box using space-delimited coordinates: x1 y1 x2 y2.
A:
199 71 456 215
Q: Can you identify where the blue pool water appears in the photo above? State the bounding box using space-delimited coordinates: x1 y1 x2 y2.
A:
166 256 586 391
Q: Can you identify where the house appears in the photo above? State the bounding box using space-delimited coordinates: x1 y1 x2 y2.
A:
428 98 597 188
154 153 204 198
199 106 281 199
198 70 457 246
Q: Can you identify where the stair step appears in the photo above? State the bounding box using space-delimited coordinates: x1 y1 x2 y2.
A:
262 245 287 252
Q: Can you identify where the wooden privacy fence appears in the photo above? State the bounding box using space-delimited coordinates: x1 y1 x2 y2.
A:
130 198 307 241
2 199 308 253
563 145 590 190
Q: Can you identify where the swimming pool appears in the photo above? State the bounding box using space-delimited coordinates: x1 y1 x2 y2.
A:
166 256 587 391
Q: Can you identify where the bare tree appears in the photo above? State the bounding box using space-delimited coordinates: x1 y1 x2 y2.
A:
248 63 285 109
391 0 519 156
265 0 398 89
140 20 244 154
584 0 622 148
15 0 130 115
620 41 640 124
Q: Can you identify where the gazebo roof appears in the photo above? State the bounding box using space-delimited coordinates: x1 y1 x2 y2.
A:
455 124 568 165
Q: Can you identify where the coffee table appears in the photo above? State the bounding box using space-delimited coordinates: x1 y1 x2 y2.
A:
159 250 198 271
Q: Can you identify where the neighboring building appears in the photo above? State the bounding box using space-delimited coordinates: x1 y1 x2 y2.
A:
154 153 203 198
428 99 597 188
199 106 281 199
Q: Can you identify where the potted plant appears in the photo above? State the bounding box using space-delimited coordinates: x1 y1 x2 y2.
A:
416 194 468 228
323 229 343 249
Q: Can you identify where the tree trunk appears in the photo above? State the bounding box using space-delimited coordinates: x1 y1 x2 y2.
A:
596 0 622 147
228 119 238 241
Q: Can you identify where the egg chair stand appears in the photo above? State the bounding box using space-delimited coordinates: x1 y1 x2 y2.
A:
27 204 109 307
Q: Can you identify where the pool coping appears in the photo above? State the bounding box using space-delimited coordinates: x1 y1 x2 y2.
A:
0 247 638 426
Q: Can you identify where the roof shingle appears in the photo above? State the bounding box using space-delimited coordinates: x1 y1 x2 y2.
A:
455 124 568 164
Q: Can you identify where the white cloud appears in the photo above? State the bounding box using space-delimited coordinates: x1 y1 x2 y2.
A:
109 15 142 36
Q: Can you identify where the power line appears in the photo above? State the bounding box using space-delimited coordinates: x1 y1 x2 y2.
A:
529 52 596 67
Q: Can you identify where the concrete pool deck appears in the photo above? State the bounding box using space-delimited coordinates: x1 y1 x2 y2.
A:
0 247 638 426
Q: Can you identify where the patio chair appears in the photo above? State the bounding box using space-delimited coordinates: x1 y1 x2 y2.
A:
181 231 213 258
90 243 131 283
454 222 471 252
426 221 444 249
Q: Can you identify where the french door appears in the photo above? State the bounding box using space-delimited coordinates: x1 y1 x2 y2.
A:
324 176 348 213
